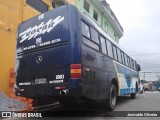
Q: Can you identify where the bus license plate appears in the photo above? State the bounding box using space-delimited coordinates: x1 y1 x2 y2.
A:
35 78 47 84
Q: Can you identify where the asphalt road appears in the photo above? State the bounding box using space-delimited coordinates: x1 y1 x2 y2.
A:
115 91 160 111
2 91 160 120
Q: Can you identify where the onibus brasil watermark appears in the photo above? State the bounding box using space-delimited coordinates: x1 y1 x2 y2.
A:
1 112 42 118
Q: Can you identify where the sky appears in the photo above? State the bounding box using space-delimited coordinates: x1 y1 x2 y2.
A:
107 0 160 81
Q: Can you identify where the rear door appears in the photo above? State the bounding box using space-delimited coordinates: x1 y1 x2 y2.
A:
16 5 71 87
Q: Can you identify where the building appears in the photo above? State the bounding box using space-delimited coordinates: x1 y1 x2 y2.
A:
0 0 123 96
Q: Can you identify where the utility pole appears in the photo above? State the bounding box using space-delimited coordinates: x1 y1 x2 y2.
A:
156 75 160 90
140 72 160 81
157 75 160 81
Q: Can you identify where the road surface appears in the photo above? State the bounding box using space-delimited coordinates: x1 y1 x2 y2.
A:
2 91 160 120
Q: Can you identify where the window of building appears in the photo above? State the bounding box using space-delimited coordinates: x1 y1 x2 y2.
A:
81 21 90 38
113 46 118 60
84 0 90 13
104 21 108 32
91 28 99 44
100 36 107 55
26 0 48 13
93 10 98 21
83 37 99 51
106 40 113 58
117 48 122 63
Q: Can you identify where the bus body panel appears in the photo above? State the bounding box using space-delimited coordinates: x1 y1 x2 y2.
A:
113 61 139 96
80 15 117 101
81 42 117 101
81 46 98 100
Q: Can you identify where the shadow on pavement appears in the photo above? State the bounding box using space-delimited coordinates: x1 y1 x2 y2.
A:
44 95 138 117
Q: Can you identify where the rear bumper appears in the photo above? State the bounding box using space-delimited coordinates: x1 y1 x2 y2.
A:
15 84 82 99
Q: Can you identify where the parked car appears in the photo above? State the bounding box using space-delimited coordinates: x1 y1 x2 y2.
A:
158 87 160 91
140 83 144 93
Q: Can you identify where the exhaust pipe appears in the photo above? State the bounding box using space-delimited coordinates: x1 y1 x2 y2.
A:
60 89 69 96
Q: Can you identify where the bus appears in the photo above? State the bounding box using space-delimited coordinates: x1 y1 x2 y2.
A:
15 4 141 110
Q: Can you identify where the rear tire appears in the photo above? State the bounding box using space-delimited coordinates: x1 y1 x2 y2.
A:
131 84 137 99
104 84 117 111
130 92 136 99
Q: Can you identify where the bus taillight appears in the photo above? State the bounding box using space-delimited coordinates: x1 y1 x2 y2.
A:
70 64 82 79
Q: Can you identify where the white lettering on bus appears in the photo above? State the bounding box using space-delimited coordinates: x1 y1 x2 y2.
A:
49 80 64 84
19 82 31 86
19 16 64 43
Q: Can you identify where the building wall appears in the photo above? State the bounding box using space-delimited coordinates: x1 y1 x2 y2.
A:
67 0 77 6
0 0 22 96
101 15 119 43
77 0 119 41
23 0 53 21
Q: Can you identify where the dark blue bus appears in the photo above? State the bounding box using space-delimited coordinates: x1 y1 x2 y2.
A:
15 5 141 110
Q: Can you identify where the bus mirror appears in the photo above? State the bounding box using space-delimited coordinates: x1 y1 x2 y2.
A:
136 64 141 71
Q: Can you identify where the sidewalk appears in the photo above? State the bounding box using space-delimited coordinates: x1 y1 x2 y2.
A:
0 91 27 112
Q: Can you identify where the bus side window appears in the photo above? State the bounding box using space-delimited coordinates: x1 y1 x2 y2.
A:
129 58 132 68
130 58 133 69
83 37 100 51
131 59 134 69
133 61 136 70
127 56 131 68
100 36 107 55
91 27 99 44
113 45 118 61
81 21 100 51
124 54 128 66
106 40 113 58
81 21 90 38
117 48 122 63
121 52 125 65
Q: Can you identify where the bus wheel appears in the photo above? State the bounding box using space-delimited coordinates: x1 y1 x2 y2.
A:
130 92 136 99
131 84 137 99
104 84 117 111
